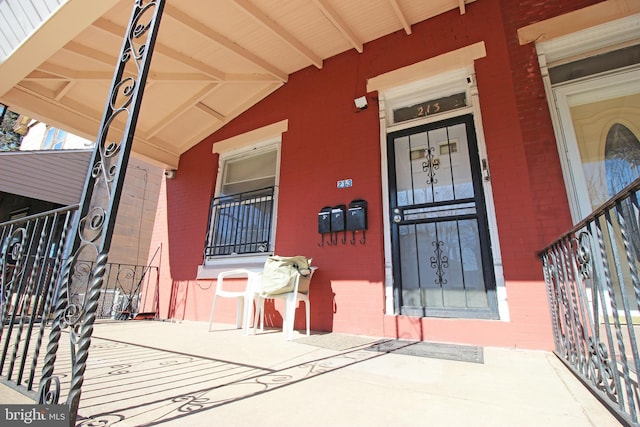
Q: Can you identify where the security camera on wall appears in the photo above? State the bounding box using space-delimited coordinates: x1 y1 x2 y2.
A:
164 169 176 179
354 96 368 110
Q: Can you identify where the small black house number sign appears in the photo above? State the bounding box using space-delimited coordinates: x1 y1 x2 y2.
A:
393 92 466 123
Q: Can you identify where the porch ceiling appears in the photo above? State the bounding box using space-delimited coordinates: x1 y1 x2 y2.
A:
0 0 474 169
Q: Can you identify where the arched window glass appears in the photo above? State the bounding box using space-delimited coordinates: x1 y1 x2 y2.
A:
605 123 640 196
605 123 640 259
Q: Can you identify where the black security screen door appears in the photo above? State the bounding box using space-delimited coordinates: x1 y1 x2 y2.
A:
388 114 498 319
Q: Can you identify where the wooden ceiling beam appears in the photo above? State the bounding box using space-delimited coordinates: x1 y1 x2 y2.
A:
54 81 74 101
223 73 281 82
23 69 70 81
64 41 117 67
38 62 134 81
195 102 226 123
175 81 283 154
312 0 363 53
231 0 323 69
152 44 228 81
16 82 70 104
33 64 111 80
93 17 227 81
164 4 288 82
35 63 220 83
146 83 222 139
7 83 180 168
458 0 466 14
0 0 120 97
389 0 411 35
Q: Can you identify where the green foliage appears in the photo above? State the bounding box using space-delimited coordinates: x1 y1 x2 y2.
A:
0 108 23 151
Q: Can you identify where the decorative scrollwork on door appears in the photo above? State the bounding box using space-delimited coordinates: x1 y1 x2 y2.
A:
422 147 439 185
430 240 449 286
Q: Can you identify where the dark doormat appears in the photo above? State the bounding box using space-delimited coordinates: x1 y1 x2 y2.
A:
293 333 382 351
366 340 484 364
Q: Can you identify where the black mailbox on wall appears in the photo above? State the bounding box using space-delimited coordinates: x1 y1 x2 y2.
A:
318 206 332 234
347 199 367 231
331 205 346 232
318 202 367 246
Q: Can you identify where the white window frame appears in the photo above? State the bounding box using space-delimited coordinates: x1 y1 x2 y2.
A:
197 120 286 279
547 69 640 222
536 14 640 223
42 127 67 150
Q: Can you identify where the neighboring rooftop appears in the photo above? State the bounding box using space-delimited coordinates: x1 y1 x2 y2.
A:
0 148 91 205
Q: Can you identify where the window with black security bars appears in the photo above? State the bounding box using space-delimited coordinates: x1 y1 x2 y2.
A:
205 186 275 257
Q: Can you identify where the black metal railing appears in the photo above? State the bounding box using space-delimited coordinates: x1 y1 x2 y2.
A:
0 205 76 395
539 177 640 427
204 186 275 257
1 205 76 321
0 206 159 400
69 260 159 320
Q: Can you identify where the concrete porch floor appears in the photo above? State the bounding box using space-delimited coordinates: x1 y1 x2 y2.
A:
0 320 624 426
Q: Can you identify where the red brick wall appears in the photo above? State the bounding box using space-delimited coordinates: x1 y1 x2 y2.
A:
166 143 217 280
384 280 553 349
498 0 603 265
149 0 600 348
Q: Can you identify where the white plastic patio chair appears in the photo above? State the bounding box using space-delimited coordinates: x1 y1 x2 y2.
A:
208 268 262 335
253 266 317 340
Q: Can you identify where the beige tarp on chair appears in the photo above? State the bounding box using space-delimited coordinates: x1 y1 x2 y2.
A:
255 256 315 340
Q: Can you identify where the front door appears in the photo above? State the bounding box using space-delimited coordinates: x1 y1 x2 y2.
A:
387 114 498 319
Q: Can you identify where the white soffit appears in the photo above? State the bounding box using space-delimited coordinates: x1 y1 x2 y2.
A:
0 0 478 169
0 0 66 60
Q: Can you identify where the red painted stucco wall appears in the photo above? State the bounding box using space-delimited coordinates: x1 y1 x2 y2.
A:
147 0 602 349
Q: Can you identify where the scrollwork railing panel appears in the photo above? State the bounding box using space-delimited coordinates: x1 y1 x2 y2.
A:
540 178 640 426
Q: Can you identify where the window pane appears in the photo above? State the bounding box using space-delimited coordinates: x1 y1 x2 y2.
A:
550 44 640 84
222 177 274 195
43 128 55 149
53 130 67 149
222 150 276 195
570 92 640 210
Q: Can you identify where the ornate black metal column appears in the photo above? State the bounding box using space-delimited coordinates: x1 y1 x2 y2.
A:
37 1 165 425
